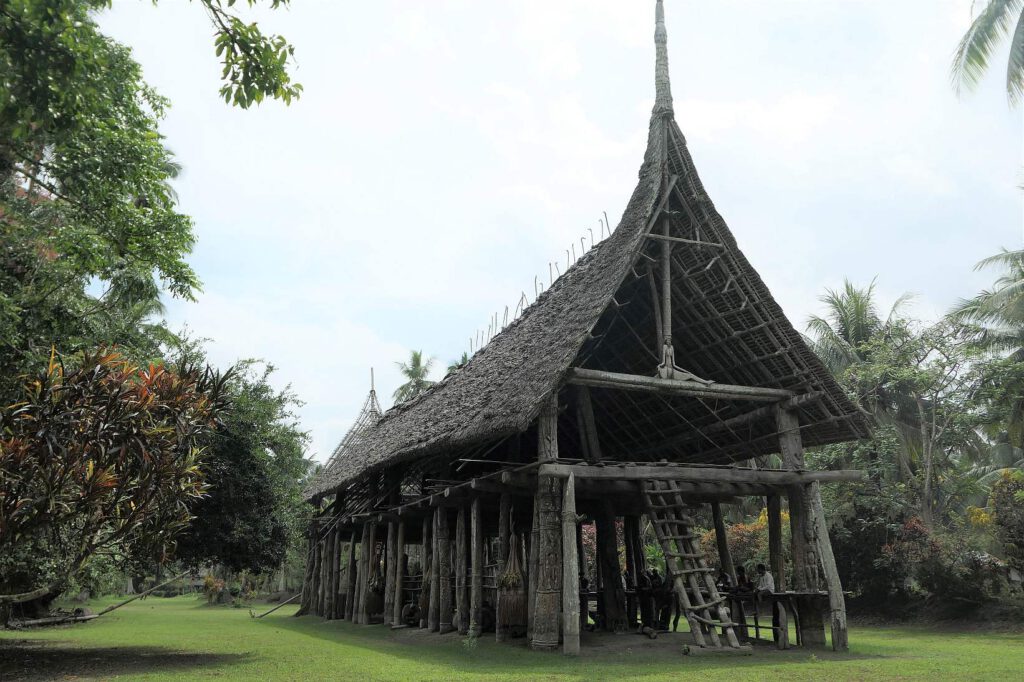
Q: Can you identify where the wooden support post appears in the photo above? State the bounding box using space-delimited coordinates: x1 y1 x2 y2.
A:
317 529 328 617
527 495 539 642
711 501 736 586
429 509 442 631
561 474 580 656
438 507 454 633
767 495 785 591
595 500 627 631
420 516 432 629
298 534 315 616
313 530 324 616
777 405 827 647
392 520 406 627
469 497 484 637
809 481 849 651
623 515 640 628
344 532 357 621
327 524 339 614
574 385 602 463
383 521 397 625
532 395 562 651
455 506 469 634
577 523 587 632
355 523 371 624
496 493 511 642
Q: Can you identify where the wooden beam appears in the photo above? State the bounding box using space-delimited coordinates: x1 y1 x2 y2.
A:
566 367 794 402
537 463 864 486
574 385 602 463
645 233 723 248
810 481 849 651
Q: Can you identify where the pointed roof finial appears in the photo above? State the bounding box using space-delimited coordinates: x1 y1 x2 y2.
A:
654 0 673 116
370 367 375 394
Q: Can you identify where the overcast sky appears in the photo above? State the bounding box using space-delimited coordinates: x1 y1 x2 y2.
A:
99 0 1022 462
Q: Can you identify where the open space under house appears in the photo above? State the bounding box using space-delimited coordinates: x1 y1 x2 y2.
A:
300 0 870 656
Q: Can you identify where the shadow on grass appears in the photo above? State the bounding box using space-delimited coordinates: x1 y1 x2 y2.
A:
260 613 878 677
0 638 249 681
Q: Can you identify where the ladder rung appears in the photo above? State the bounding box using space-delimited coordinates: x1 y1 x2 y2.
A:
670 566 715 575
665 551 704 559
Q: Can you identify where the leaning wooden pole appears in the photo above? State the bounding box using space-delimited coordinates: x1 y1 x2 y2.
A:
469 496 484 637
420 515 432 629
711 502 736 585
810 481 849 651
561 473 580 656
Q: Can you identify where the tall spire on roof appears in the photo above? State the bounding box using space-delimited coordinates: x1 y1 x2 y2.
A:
653 0 674 116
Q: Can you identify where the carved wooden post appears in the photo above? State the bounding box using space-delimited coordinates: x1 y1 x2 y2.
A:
532 395 563 651
344 530 357 620
496 493 511 642
438 507 454 633
711 501 735 586
561 473 580 655
383 521 397 625
527 489 539 642
455 506 469 634
767 494 785 591
469 497 484 637
420 515 432 629
623 515 639 627
392 520 406 627
298 533 315 616
312 529 323 616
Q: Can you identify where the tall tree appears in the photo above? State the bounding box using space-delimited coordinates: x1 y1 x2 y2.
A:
951 0 1024 104
950 248 1024 359
393 350 436 403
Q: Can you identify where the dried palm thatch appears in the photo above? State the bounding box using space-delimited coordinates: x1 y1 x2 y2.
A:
496 532 527 637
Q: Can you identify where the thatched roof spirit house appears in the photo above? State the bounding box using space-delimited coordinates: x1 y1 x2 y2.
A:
300 1 868 657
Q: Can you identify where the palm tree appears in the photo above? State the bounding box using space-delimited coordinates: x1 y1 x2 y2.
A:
951 0 1024 104
447 352 470 374
805 279 911 375
950 248 1024 360
393 350 436 404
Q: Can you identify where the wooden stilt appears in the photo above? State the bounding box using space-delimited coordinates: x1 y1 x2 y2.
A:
356 523 371 624
577 522 587 632
420 516 432 629
456 506 469 634
327 527 339 619
298 533 315 616
595 500 627 631
767 495 785 591
429 508 441 632
438 507 454 633
344 531 357 621
469 497 484 637
562 474 580 656
712 502 735 586
527 496 539 642
496 493 511 642
392 520 407 627
624 515 640 628
383 521 397 625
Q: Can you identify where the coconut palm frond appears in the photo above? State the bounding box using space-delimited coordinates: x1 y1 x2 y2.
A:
951 0 1024 97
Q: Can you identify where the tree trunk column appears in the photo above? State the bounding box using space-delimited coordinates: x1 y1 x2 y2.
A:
438 507 454 633
383 521 397 625
767 495 785 591
495 493 511 642
344 530 358 620
419 516 432 629
532 394 563 651
711 502 735 586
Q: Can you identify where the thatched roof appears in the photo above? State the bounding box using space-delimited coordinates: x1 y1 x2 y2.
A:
306 0 868 501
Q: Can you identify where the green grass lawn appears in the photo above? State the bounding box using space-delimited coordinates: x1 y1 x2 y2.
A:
2 596 1023 681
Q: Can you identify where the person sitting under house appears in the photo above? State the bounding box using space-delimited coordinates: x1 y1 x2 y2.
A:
733 565 753 593
754 563 780 643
